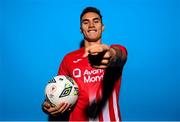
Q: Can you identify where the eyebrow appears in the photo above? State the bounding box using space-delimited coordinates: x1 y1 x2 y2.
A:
93 17 100 21
82 17 100 22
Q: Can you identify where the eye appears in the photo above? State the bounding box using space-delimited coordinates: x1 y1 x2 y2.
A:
94 19 99 23
94 19 100 23
82 21 89 25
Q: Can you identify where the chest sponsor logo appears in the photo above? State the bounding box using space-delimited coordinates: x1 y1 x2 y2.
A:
73 68 81 78
72 68 104 83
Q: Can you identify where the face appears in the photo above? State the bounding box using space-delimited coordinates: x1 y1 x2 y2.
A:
81 12 104 42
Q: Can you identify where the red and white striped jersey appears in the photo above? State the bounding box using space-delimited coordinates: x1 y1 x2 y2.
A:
58 45 127 121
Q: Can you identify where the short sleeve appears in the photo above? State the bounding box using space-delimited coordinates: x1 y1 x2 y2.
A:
110 44 128 56
58 55 70 76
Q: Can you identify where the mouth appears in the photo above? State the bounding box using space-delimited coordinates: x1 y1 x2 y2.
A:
88 29 97 33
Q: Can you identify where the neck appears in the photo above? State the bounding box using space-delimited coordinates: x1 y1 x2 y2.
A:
84 39 101 48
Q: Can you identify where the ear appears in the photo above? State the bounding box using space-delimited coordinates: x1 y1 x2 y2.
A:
80 27 83 33
102 24 105 32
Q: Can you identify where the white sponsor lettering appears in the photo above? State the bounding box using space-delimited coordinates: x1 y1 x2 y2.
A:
83 69 103 75
72 68 104 83
84 74 104 83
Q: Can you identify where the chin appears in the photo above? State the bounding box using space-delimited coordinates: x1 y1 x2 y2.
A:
86 37 101 42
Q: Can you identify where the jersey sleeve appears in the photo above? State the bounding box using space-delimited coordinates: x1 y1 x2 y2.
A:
110 44 128 67
58 55 70 76
110 44 128 57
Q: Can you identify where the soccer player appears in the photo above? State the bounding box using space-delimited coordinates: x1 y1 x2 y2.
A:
42 7 127 121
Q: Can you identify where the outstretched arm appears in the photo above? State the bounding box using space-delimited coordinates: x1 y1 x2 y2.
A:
83 44 127 69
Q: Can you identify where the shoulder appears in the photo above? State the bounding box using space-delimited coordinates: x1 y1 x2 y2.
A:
110 44 127 55
63 48 84 60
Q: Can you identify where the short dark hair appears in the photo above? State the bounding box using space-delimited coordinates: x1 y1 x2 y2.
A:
80 7 103 23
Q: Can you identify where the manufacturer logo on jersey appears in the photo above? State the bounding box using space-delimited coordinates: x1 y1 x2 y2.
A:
73 59 82 63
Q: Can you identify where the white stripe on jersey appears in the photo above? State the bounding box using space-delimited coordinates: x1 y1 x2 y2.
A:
113 90 120 121
89 91 120 121
102 100 110 121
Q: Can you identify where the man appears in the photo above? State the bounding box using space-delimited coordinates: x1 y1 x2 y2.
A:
42 7 127 121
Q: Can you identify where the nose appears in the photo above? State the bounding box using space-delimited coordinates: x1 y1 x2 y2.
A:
89 21 95 28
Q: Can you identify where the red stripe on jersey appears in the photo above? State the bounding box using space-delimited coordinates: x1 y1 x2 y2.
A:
99 110 103 121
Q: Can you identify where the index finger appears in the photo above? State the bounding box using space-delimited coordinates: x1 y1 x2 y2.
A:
88 44 110 54
83 44 108 58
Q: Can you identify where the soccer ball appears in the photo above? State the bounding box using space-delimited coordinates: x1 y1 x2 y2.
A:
45 75 78 106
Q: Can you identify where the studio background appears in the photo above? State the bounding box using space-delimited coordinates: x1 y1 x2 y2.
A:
0 0 179 121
